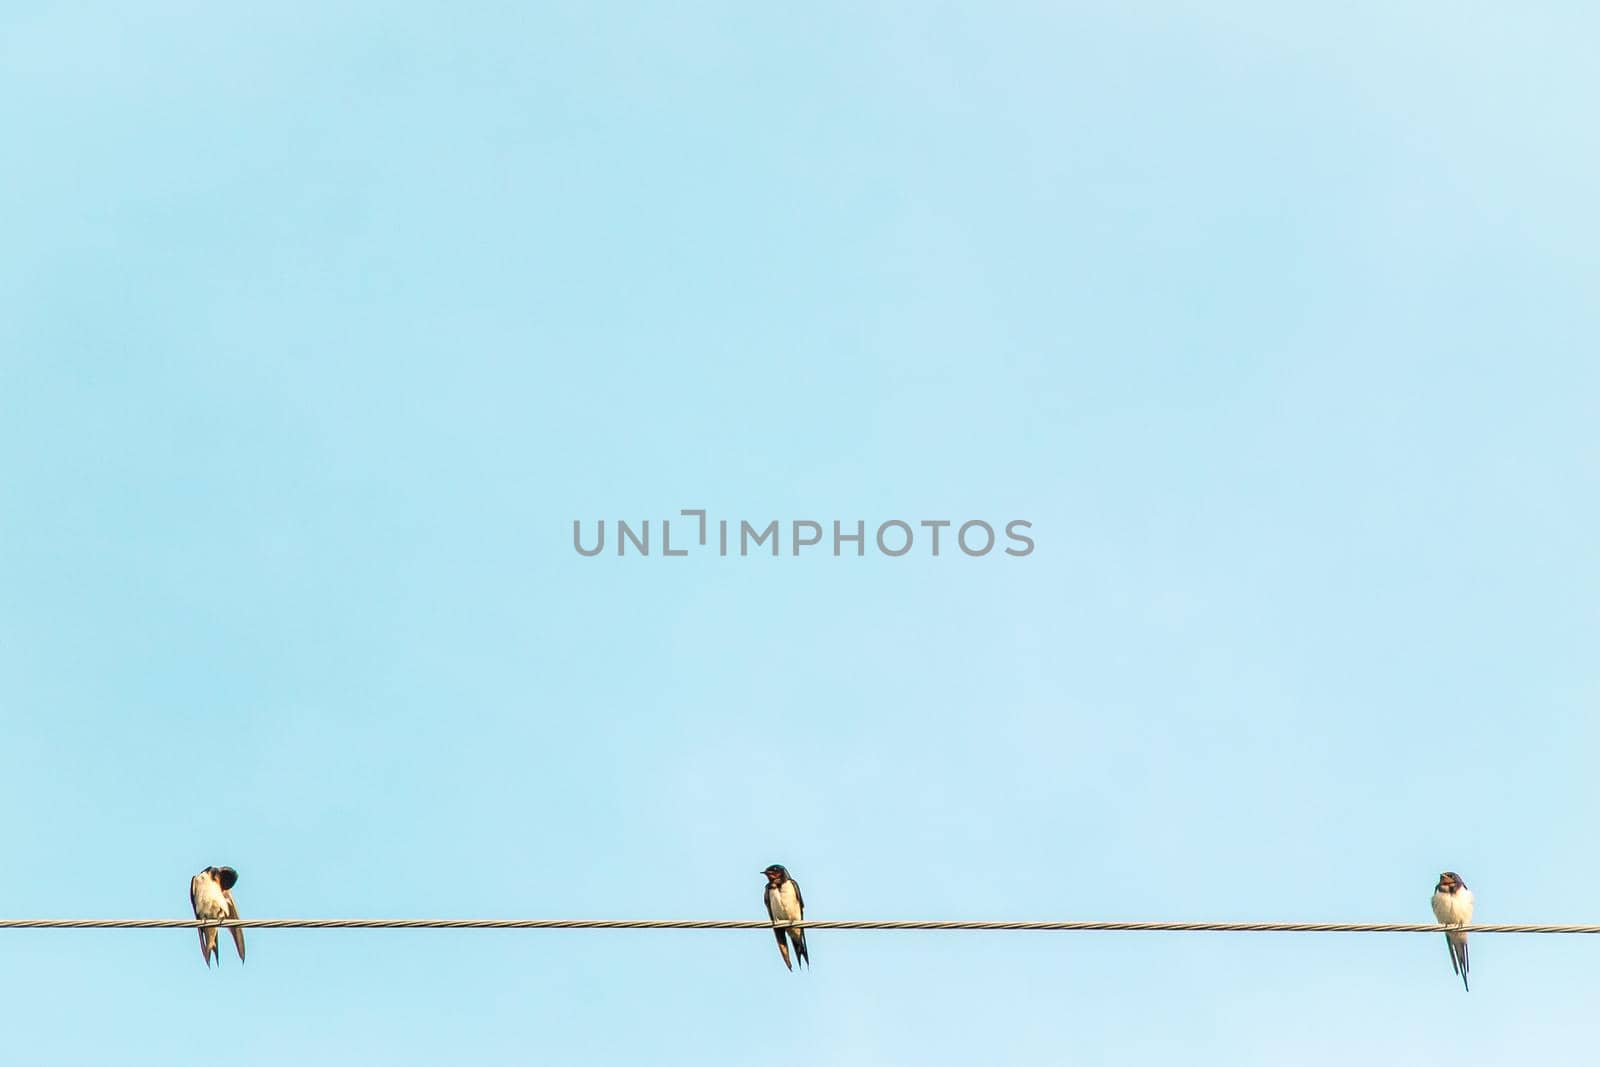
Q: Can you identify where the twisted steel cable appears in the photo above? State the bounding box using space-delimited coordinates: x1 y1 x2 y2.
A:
0 918 1594 933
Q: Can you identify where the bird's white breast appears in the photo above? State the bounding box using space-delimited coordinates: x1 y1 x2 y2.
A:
767 882 802 923
1431 888 1474 926
191 876 229 921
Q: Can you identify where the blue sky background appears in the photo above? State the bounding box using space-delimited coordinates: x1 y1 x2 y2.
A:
2 2 1597 1063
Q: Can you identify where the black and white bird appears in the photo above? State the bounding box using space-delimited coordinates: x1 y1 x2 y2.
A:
762 864 809 971
1430 871 1474 991
190 866 246 967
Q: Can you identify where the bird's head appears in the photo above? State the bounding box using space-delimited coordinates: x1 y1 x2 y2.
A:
1436 871 1464 894
762 865 789 887
206 866 239 891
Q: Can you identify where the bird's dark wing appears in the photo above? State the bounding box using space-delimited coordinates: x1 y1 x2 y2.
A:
189 875 199 918
226 891 246 963
793 879 805 917
763 885 777 921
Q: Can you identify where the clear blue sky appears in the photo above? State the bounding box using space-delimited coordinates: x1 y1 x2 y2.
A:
3 3 1597 1063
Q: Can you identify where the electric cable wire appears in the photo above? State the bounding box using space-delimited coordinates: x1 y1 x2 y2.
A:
0 918 1594 933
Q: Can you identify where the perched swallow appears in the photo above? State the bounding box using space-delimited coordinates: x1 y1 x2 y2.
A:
762 864 810 971
190 866 246 968
1430 871 1474 991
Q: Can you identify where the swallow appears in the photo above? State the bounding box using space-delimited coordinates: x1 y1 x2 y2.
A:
1430 871 1474 991
190 866 246 967
762 864 810 971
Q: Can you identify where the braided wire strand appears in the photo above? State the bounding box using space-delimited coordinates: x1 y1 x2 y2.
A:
0 918 1593 933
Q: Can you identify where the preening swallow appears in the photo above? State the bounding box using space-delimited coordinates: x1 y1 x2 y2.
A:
1430 871 1474 991
762 864 809 971
190 866 246 967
